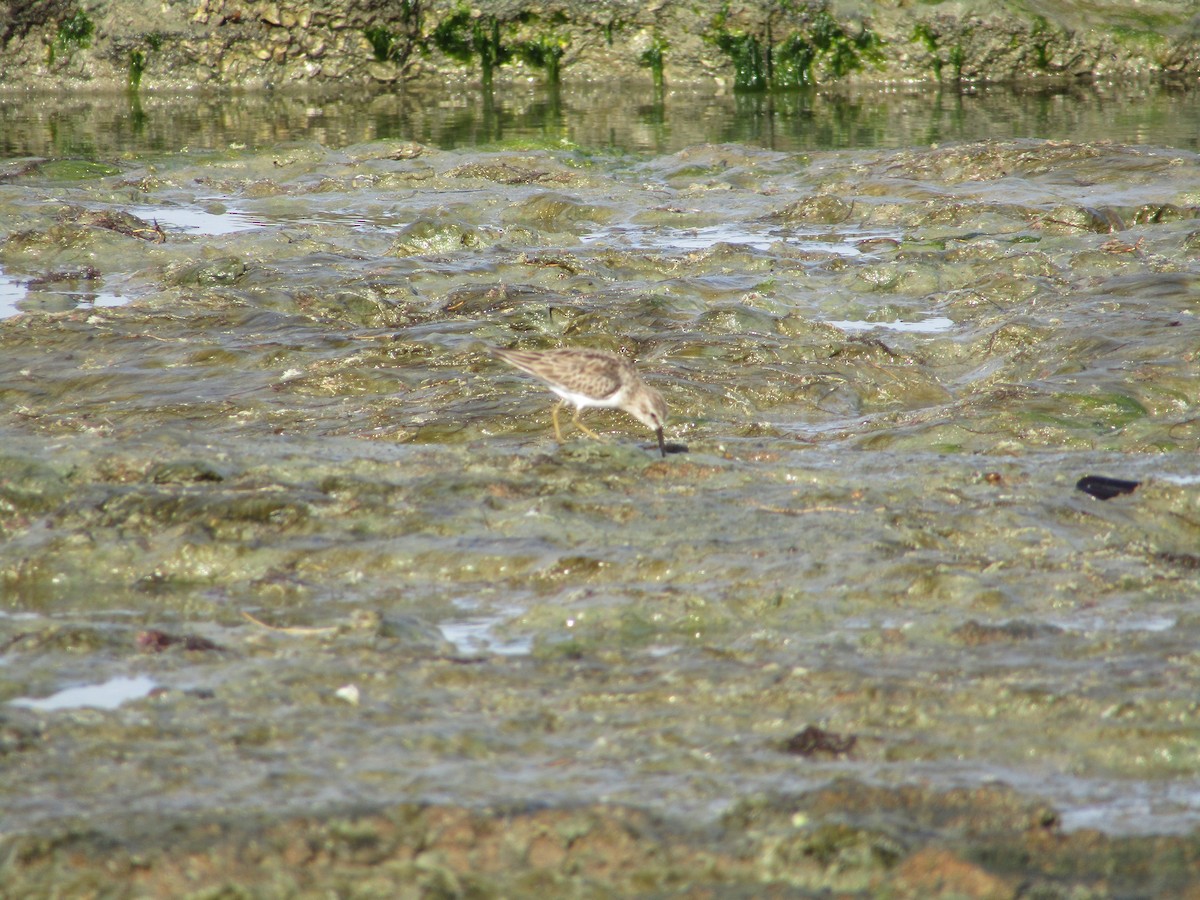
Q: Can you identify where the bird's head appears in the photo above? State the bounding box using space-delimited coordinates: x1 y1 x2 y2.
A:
629 386 668 457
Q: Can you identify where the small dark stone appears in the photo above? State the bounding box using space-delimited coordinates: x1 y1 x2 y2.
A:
1075 475 1140 500
783 724 857 758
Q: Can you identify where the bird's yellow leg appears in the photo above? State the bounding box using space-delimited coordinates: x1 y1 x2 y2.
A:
551 400 565 443
572 407 604 441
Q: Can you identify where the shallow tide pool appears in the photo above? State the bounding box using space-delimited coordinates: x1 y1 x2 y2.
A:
2 81 1200 894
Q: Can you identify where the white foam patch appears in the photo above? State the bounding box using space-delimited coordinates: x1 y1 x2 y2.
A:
827 316 955 334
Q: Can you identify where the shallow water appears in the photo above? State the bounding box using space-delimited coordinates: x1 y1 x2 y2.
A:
2 79 1200 161
2 81 1200 892
8 674 159 711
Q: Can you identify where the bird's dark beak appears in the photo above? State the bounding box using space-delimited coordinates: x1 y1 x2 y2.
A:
656 426 665 457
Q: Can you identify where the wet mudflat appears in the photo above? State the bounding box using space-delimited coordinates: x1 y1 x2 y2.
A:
2 110 1200 895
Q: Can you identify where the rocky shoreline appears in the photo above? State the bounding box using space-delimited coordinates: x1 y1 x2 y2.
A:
0 0 1196 92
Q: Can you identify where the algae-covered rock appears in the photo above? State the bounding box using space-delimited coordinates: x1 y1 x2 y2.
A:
0 0 1195 90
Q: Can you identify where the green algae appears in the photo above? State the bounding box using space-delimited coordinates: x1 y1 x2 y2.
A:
128 48 145 90
363 0 422 68
516 33 568 87
806 9 884 80
51 7 93 65
912 21 966 81
773 32 820 88
639 33 668 92
421 7 575 89
713 30 767 91
364 25 402 63
432 9 511 88
710 8 883 90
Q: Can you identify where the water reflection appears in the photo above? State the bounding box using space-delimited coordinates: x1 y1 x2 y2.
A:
8 675 158 711
0 268 128 318
1 81 1197 159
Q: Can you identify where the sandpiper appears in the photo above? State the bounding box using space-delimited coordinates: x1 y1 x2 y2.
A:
492 346 668 456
